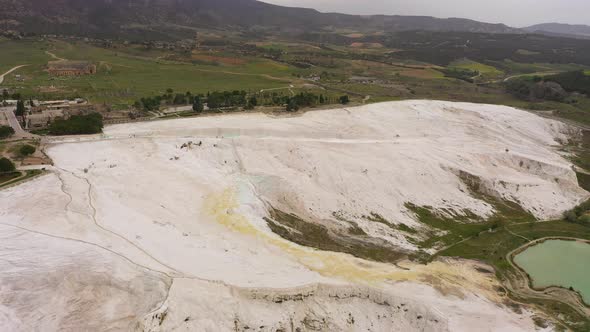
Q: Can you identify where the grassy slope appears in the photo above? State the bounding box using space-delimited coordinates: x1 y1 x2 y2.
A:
0 171 21 184
431 132 590 331
442 221 590 331
450 58 504 78
0 40 51 74
0 40 292 106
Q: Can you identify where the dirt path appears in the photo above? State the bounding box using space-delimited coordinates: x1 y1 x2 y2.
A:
434 220 553 256
0 65 28 85
190 67 297 84
505 226 531 242
478 71 561 85
45 50 66 61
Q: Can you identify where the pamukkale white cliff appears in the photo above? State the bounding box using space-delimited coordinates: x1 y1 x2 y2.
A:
0 100 587 331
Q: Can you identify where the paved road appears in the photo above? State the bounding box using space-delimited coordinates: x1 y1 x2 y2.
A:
0 65 28 85
0 107 36 139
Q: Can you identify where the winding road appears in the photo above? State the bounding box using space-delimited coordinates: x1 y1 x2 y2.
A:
0 65 27 85
0 106 35 139
0 65 37 139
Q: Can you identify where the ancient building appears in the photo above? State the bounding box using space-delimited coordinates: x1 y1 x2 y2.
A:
48 61 96 76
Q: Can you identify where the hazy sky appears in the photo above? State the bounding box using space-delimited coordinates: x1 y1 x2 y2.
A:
262 0 589 27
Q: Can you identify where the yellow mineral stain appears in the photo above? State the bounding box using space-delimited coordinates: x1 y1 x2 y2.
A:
204 188 501 300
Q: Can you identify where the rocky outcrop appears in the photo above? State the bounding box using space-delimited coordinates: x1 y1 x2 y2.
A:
139 281 447 332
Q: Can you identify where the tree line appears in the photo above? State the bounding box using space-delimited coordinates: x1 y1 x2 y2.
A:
134 89 254 112
285 92 349 112
134 88 350 113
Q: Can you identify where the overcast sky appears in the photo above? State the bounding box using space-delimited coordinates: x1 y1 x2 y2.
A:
262 0 589 27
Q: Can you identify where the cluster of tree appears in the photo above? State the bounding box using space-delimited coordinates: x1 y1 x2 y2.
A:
14 100 26 118
48 113 104 136
135 88 258 113
1 90 22 101
135 96 163 111
564 200 590 225
258 92 291 107
192 96 205 113
206 90 248 109
258 91 339 108
285 92 320 112
0 126 15 139
0 158 15 173
19 145 36 157
546 71 590 95
439 68 478 83
245 96 258 110
136 89 347 114
505 78 567 102
134 89 199 112
285 92 349 112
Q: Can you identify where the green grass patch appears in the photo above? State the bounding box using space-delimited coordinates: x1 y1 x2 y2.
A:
0 169 43 189
363 212 417 234
405 203 494 249
0 40 51 74
441 221 590 331
2 40 292 105
0 171 21 184
265 207 405 263
516 49 541 56
449 58 504 78
577 172 590 192
407 170 537 250
571 130 590 171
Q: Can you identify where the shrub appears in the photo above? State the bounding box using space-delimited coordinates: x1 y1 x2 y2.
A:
0 158 15 173
0 125 15 139
579 214 590 224
505 79 533 100
564 199 590 224
19 145 36 156
439 68 477 82
564 210 578 223
192 96 204 113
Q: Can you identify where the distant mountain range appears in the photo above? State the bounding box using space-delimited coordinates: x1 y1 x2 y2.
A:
1 0 588 41
0 0 521 39
524 23 590 39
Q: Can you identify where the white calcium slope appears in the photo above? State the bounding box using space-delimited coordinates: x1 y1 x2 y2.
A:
1 100 584 331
